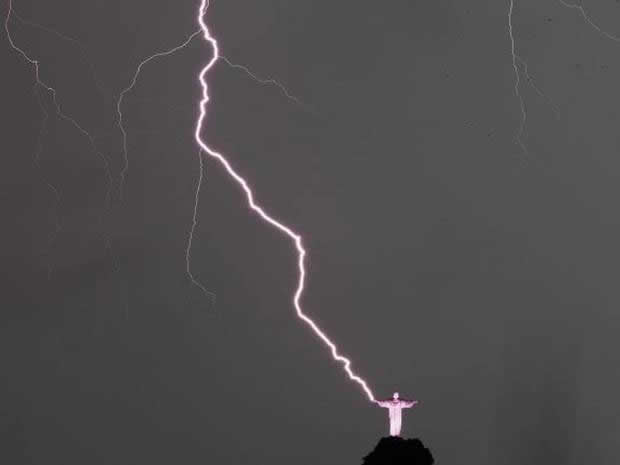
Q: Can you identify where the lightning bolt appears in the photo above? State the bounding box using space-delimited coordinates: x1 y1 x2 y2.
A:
8 0 618 412
194 0 376 403
7 0 376 402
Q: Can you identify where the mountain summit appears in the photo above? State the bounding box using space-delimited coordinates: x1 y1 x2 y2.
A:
362 436 434 464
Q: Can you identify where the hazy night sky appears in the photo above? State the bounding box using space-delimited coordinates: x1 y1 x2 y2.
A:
3 1 620 464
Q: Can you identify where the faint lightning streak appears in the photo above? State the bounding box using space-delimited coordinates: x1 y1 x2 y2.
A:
10 11 114 103
12 12 304 113
32 85 49 162
5 0 113 231
33 85 62 278
195 0 376 403
558 1 620 42
116 30 202 199
515 56 560 119
507 0 529 155
219 55 307 107
186 148 216 302
5 2 112 210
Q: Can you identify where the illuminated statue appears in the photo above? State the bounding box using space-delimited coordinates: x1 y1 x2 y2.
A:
377 392 418 436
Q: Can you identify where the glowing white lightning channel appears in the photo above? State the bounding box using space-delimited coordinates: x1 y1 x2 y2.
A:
194 0 377 403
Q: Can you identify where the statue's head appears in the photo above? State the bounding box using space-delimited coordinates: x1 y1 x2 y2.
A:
393 392 399 400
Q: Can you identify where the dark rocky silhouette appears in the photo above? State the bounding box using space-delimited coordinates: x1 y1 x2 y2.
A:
362 437 434 465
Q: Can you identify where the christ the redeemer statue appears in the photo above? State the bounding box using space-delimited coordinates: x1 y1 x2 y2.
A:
378 392 418 436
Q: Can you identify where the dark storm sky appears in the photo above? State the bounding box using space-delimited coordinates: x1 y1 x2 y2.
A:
3 0 620 463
